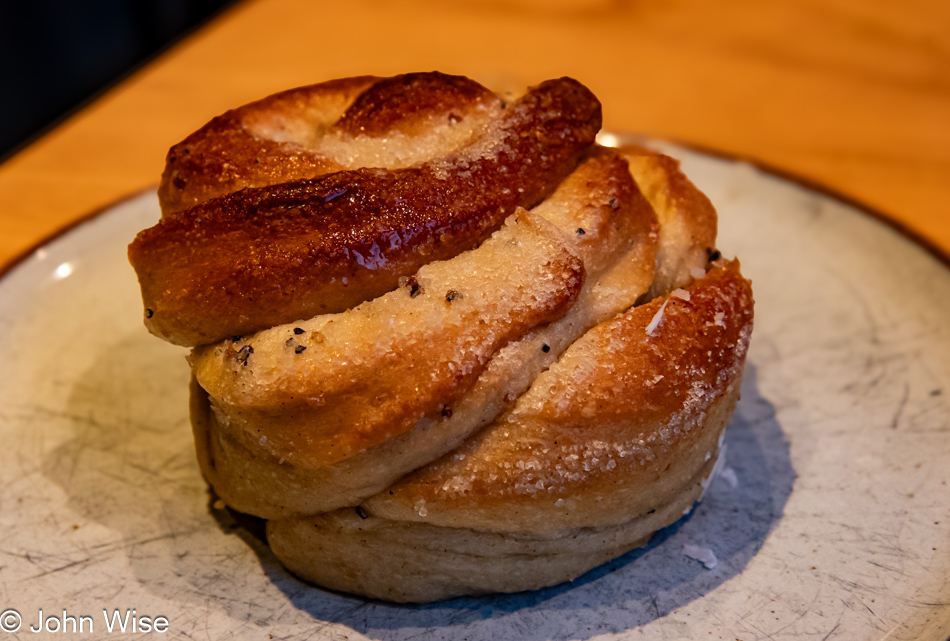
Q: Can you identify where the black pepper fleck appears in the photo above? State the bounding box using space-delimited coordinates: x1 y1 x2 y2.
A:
542 344 551 353
295 345 307 354
576 228 586 235
406 276 423 297
294 327 305 335
609 197 619 209
445 290 462 302
442 406 453 419
236 345 254 365
145 308 153 318
355 506 369 520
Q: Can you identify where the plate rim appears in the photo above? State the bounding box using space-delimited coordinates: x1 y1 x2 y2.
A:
0 183 156 282
662 135 950 272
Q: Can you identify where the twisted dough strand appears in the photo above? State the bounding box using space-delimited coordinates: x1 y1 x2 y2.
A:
189 145 659 518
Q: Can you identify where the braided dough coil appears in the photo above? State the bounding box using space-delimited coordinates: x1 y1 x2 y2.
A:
129 73 753 602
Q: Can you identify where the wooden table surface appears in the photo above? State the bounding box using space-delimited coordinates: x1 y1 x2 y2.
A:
1 0 948 268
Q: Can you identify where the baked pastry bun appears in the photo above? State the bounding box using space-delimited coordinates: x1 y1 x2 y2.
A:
129 72 754 602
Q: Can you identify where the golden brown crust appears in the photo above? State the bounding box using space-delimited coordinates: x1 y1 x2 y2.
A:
132 76 602 346
333 72 496 137
159 76 379 215
267 452 716 603
363 261 753 534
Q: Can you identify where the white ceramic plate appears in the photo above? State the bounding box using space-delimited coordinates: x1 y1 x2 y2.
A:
1 143 948 641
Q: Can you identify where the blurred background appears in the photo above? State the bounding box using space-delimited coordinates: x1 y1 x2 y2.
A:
0 0 237 161
0 0 946 264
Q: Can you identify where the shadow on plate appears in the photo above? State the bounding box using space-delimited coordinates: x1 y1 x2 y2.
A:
44 332 792 641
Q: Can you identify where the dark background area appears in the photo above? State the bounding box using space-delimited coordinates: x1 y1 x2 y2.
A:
0 0 240 162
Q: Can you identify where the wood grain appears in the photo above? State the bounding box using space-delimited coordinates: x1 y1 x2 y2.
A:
1 0 948 267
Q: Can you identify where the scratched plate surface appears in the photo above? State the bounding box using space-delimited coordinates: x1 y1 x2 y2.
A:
0 143 948 641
